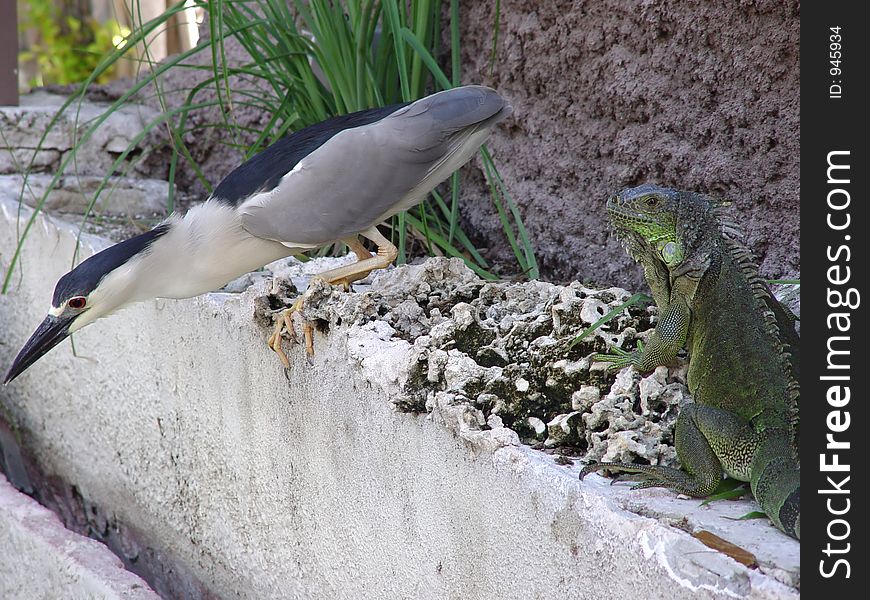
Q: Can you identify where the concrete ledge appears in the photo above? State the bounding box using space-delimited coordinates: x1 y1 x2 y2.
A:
0 198 798 599
0 92 159 177
0 174 171 216
0 473 158 600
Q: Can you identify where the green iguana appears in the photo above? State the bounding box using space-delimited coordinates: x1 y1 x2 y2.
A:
579 184 800 540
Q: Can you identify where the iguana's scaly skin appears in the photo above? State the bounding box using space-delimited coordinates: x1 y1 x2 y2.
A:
580 184 800 540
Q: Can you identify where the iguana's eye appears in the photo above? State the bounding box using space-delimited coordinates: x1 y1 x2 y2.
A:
67 296 87 310
644 196 660 208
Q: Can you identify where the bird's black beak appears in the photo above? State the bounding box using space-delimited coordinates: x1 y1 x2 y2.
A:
4 315 74 384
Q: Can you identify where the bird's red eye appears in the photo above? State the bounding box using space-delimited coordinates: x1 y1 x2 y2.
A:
68 297 87 309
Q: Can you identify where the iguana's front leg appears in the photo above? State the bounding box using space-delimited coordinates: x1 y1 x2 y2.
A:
597 296 690 372
643 259 671 312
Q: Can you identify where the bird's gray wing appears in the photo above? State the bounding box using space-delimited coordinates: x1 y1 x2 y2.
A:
239 86 511 247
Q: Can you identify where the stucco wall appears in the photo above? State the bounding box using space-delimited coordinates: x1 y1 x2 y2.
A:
455 0 800 287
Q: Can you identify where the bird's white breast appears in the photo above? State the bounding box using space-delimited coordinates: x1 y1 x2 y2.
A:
133 201 295 300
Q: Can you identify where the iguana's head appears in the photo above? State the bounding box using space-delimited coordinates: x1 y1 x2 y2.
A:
606 184 719 274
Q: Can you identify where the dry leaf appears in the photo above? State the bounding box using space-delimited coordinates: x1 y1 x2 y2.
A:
693 530 758 568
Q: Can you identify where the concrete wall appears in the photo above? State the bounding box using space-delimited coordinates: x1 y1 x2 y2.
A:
0 198 797 599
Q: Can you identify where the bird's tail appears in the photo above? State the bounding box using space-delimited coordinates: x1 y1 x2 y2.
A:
390 85 512 138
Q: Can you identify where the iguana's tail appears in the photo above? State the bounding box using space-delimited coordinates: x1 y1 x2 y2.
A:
751 430 800 539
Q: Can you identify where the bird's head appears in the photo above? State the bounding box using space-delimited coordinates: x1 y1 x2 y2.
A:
4 224 171 384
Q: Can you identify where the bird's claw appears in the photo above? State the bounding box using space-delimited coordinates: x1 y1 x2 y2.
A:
268 305 298 368
267 274 358 367
268 296 315 367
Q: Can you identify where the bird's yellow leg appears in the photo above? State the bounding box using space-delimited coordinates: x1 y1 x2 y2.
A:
326 236 374 291
313 227 398 288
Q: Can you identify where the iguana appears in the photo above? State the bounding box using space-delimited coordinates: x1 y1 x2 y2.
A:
579 184 800 540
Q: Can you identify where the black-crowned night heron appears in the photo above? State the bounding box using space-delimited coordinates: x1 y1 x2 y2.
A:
5 85 511 382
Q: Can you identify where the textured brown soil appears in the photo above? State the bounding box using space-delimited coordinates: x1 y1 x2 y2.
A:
455 0 800 288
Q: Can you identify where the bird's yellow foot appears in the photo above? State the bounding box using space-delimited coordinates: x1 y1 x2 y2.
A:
266 265 368 367
267 296 315 367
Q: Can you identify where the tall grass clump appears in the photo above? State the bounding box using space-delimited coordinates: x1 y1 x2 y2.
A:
4 0 537 293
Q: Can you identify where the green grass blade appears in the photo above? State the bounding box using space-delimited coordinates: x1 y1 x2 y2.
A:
429 189 489 268
570 293 654 348
481 146 539 278
398 28 452 90
700 487 750 506
383 2 412 101
725 511 768 521
403 214 497 280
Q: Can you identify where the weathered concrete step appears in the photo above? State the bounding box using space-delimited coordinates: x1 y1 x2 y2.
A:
0 174 170 217
0 92 160 177
0 473 159 600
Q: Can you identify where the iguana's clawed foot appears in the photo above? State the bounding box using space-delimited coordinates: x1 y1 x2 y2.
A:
579 461 719 497
605 472 648 486
579 461 672 492
593 341 645 372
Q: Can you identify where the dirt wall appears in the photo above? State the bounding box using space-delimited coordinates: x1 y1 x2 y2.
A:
455 0 799 288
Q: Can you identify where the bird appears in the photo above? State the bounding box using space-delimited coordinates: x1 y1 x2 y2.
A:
4 85 512 383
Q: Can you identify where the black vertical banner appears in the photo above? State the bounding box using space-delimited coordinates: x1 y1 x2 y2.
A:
802 3 868 595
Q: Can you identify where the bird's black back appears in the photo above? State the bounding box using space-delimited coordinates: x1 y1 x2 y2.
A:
211 103 410 206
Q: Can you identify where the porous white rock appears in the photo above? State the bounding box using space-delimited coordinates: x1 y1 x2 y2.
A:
572 385 601 412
